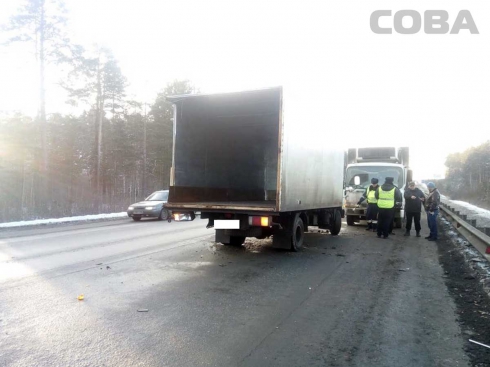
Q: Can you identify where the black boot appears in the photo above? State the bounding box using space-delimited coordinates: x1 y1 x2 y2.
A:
404 230 410 236
365 223 372 231
416 231 421 237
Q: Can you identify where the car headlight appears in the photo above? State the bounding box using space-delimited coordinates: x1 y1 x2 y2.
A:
145 206 155 210
128 206 134 210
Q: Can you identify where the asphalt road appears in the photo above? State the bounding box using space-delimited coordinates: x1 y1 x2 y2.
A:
0 218 472 366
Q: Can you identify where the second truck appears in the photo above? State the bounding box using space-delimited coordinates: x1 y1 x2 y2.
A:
343 147 412 228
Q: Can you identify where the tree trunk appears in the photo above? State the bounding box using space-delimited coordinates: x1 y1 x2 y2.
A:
39 0 49 212
96 57 103 211
143 105 147 197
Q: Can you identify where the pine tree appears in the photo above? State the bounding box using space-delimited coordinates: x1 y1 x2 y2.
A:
2 0 73 214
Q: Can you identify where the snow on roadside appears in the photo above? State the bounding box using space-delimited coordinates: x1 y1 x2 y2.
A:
442 197 490 228
0 212 128 228
440 216 490 295
438 195 490 294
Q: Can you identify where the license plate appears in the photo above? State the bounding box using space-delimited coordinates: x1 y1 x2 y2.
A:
214 220 240 229
134 209 143 215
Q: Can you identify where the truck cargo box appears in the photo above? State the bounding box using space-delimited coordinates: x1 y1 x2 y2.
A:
166 87 344 213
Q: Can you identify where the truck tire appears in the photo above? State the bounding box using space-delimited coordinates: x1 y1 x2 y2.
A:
158 208 169 221
330 209 342 236
224 236 246 246
346 215 355 226
290 215 305 252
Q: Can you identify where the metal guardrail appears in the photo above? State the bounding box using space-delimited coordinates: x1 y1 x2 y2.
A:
440 201 490 250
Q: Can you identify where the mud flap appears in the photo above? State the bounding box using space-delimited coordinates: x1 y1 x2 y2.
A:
272 230 292 249
215 229 230 244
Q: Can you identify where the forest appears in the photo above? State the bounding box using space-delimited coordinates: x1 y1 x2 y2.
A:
0 0 195 222
438 141 490 209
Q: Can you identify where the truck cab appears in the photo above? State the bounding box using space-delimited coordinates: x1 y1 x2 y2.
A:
343 147 412 228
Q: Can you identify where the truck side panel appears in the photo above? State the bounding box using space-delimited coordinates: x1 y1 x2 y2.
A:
279 91 344 212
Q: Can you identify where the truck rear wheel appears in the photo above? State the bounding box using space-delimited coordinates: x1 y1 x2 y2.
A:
290 215 305 252
346 215 355 226
330 209 342 235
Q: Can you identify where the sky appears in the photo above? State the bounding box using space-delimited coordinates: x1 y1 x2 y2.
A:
1 0 490 179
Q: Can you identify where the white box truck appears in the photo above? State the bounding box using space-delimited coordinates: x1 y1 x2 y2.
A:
165 87 345 251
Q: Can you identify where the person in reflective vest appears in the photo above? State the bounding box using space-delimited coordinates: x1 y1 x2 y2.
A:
357 178 379 232
375 177 402 239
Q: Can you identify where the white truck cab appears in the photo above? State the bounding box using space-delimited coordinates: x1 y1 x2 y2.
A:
343 147 412 228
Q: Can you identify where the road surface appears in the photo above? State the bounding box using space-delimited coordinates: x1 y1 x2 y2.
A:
0 217 479 366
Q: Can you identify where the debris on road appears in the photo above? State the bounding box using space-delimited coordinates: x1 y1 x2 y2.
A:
137 309 149 312
96 263 102 265
106 266 111 270
398 268 410 272
77 294 84 301
469 339 490 349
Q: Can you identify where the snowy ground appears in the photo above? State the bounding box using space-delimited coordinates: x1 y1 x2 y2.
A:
442 197 490 228
0 212 128 228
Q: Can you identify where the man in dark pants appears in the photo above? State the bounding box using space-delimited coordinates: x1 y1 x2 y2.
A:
425 182 441 241
403 181 425 237
357 178 379 232
375 177 402 239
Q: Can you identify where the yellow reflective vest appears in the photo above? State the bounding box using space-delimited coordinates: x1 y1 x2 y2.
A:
377 187 395 209
366 187 377 204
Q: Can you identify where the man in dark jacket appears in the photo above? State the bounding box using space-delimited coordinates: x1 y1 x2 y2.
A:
357 178 379 232
403 181 425 237
425 182 440 241
375 177 403 239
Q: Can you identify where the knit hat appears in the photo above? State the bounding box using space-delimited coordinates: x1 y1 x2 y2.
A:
385 177 394 184
427 182 435 189
371 178 379 184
